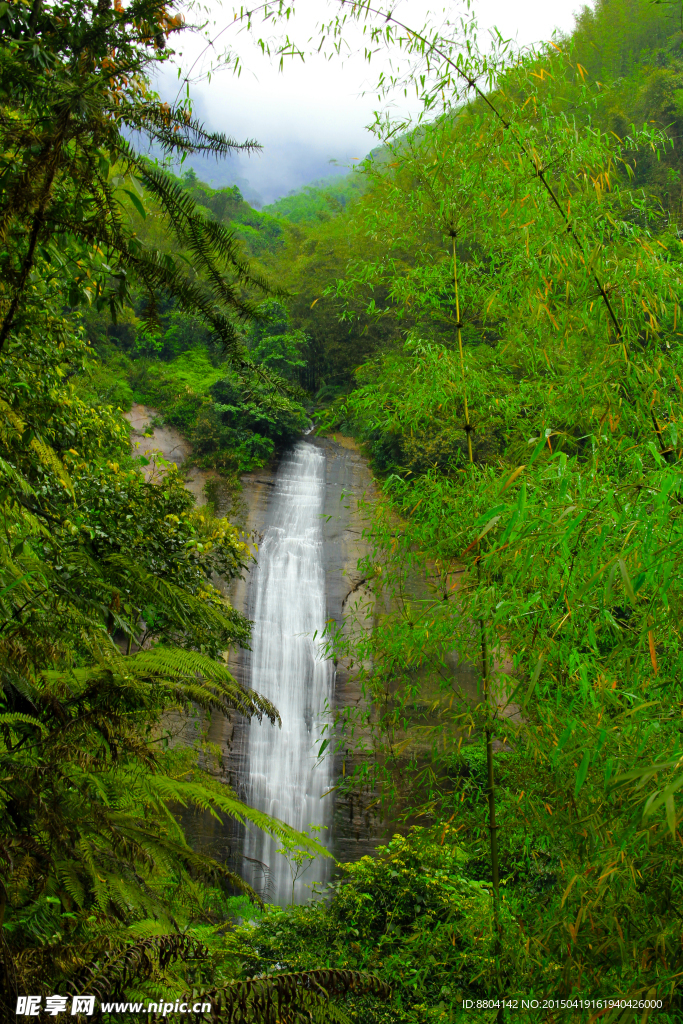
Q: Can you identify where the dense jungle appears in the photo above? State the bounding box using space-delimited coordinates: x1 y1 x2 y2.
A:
2 0 683 1021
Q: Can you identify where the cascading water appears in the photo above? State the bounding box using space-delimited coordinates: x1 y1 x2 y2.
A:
242 441 334 905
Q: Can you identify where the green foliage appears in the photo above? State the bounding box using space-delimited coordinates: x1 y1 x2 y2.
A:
0 0 324 1007
570 0 680 83
82 300 309 479
0 275 332 1005
198 969 390 1024
299 2 683 1016
227 827 494 1019
276 825 329 906
246 300 307 380
256 213 395 395
263 173 366 225
125 349 307 475
170 167 285 256
0 0 280 362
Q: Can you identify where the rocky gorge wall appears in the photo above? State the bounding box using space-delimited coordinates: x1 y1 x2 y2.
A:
218 433 386 879
124 406 385 892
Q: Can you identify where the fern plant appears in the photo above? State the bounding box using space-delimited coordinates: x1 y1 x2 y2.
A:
0 0 273 361
181 970 390 1024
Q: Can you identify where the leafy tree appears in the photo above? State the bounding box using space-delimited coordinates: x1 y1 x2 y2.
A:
0 0 278 358
263 173 366 225
229 826 484 1012
246 300 307 380
0 265 331 1002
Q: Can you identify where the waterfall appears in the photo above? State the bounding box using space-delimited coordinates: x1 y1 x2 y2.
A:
243 441 334 905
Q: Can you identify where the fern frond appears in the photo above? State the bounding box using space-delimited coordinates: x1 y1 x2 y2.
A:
55 861 87 909
69 935 209 1002
138 776 330 857
0 457 36 498
29 437 73 496
0 397 24 435
0 712 47 733
117 103 261 158
130 647 279 724
192 970 391 1024
309 1002 354 1024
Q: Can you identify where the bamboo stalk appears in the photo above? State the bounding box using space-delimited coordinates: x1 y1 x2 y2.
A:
480 613 501 901
453 236 473 466
453 232 502 1010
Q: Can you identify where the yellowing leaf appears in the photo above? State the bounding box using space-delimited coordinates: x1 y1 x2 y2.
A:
561 873 580 908
461 516 501 556
499 465 526 495
649 630 658 675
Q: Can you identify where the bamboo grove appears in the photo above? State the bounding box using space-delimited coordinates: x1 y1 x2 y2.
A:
307 2 683 1016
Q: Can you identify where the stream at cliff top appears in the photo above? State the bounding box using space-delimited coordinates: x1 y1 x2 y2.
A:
241 441 334 905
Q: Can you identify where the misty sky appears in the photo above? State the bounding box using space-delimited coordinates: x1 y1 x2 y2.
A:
156 0 589 206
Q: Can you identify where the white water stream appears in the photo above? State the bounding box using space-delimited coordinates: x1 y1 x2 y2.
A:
243 442 334 905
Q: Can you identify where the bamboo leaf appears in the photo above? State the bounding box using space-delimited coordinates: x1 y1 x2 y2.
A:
499 465 526 495
0 570 36 598
527 435 548 467
561 873 580 908
644 776 683 816
317 738 330 759
574 750 590 797
612 754 683 788
665 791 677 839
122 188 147 219
576 556 617 599
618 559 636 603
605 560 619 603
524 653 545 707
461 516 500 555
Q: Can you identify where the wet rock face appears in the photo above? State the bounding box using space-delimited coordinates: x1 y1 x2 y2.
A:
313 437 387 865
123 403 219 504
123 411 384 887
223 435 383 881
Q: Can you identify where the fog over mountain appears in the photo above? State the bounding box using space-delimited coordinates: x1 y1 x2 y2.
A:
154 29 383 206
164 147 352 208
160 86 363 206
156 0 584 205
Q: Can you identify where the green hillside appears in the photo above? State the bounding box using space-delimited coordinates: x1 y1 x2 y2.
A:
263 170 366 224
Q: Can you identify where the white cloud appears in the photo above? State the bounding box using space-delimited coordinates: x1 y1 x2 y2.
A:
156 0 588 203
